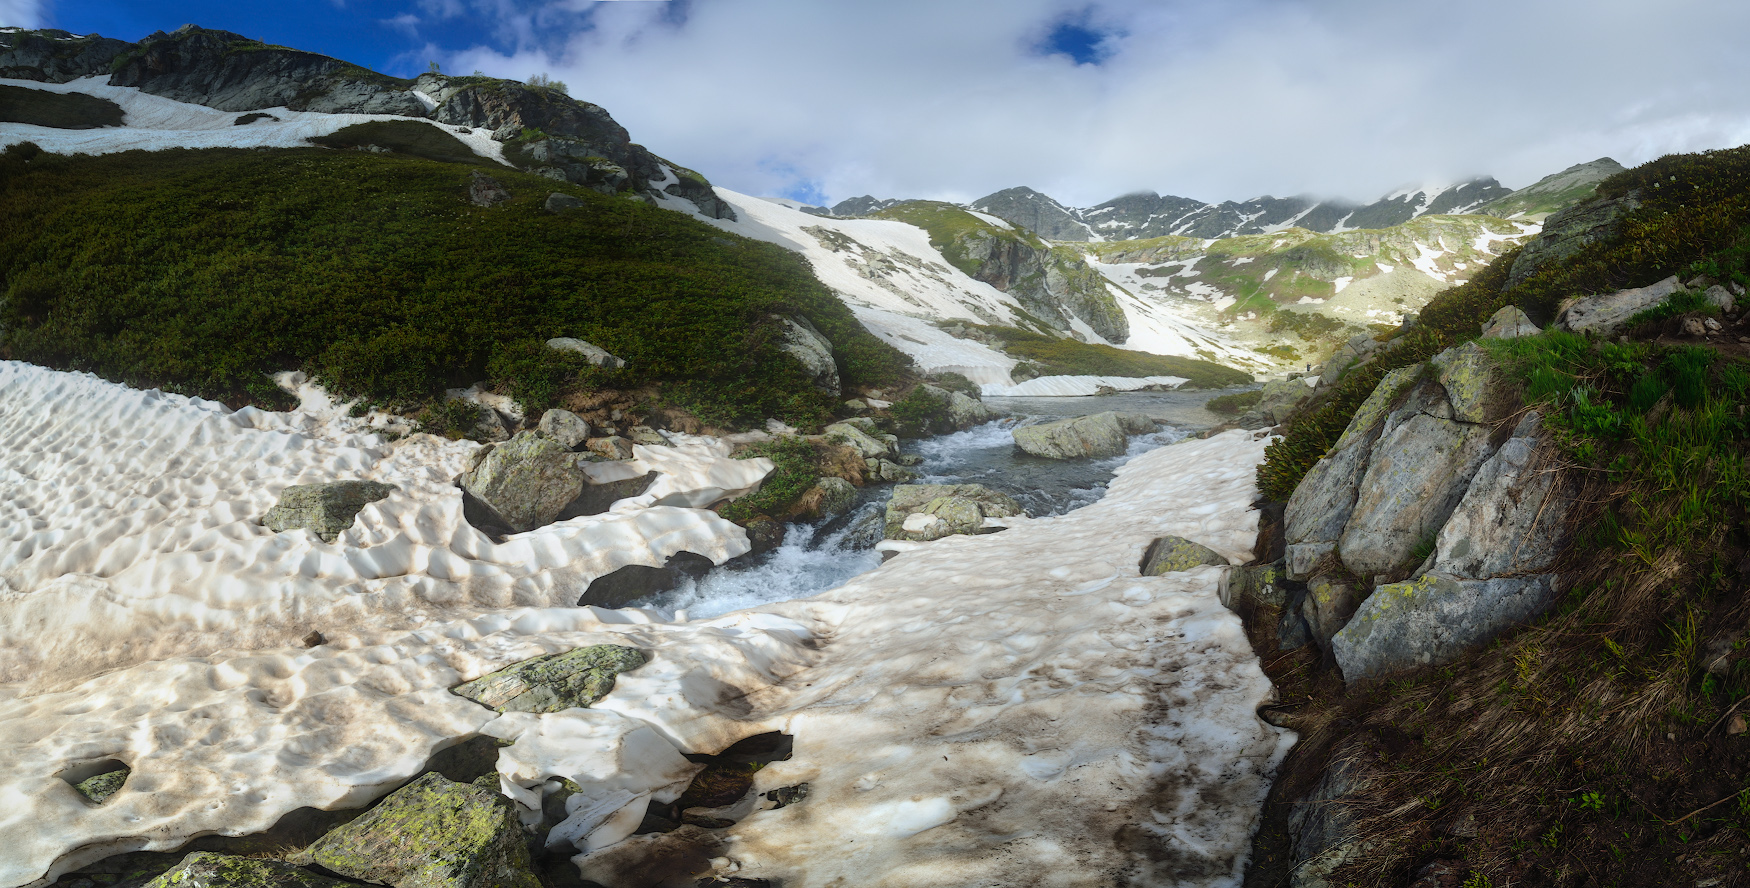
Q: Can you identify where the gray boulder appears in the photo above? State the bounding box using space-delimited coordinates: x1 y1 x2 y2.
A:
452 644 647 712
1301 575 1364 651
884 483 1026 542
1286 745 1371 888
1705 284 1737 313
1555 275 1681 336
813 477 857 517
627 426 669 446
545 192 586 212
866 458 918 484
308 772 541 888
263 480 395 543
1012 411 1134 459
825 420 897 460
1221 561 1288 610
459 432 588 533
1139 536 1229 575
775 315 840 395
537 408 591 450
562 471 656 519
1283 364 1423 579
1335 384 1494 577
1332 573 1557 683
947 390 1000 427
468 171 511 207
579 552 713 608
1256 377 1315 424
547 337 626 369
1432 412 1568 579
144 853 349 888
1480 305 1540 340
1430 341 1499 423
585 436 636 460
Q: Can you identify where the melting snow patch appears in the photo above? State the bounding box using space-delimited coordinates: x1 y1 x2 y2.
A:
1333 276 1354 293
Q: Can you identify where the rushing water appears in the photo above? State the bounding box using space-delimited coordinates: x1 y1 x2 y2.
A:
642 386 1254 619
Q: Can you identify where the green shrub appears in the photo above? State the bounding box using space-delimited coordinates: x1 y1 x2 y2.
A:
890 386 951 437
0 147 909 426
0 85 124 129
718 436 820 523
969 325 1251 388
1205 390 1262 415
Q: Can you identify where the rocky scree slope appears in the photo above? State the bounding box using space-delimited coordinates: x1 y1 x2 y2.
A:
0 24 731 217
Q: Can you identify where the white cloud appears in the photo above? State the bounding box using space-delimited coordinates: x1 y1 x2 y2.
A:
0 0 48 29
429 0 1750 207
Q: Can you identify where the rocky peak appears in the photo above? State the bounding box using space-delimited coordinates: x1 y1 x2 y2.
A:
0 28 131 82
969 186 1093 241
829 195 907 216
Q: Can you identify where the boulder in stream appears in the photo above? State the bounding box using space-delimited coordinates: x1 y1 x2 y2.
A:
1011 411 1156 459
884 483 1026 542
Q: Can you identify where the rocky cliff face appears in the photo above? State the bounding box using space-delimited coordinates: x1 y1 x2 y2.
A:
0 25 734 219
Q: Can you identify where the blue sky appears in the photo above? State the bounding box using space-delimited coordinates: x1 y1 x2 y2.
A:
9 1 1750 208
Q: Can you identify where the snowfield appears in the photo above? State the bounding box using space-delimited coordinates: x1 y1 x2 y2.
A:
0 363 1288 888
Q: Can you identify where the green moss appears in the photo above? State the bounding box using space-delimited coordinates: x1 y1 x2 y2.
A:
74 767 127 803
309 772 539 888
718 435 820 523
0 147 907 426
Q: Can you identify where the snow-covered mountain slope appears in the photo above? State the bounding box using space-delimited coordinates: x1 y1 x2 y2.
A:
962 178 1516 242
0 75 511 160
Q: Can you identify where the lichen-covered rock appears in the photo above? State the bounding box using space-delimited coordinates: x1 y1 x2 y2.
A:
585 436 636 460
459 431 587 533
547 337 626 369
1139 535 1229 575
811 477 857 518
775 315 840 395
263 480 395 543
1430 342 1499 423
1221 561 1288 610
884 483 1026 542
824 420 896 460
1011 411 1132 459
74 767 127 804
1555 275 1682 336
143 852 350 888
468 171 511 207
1283 364 1423 578
1255 377 1315 424
1480 305 1540 340
945 389 999 429
865 458 917 484
537 408 590 450
1301 575 1363 651
1332 573 1558 683
627 426 669 446
1335 380 1494 577
452 644 647 712
308 772 541 888
1433 412 1568 579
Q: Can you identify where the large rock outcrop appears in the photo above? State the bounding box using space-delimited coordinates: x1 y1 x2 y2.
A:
1283 345 1573 683
0 29 132 82
1554 275 1682 336
1506 190 1641 292
774 315 840 394
109 26 426 115
308 773 541 888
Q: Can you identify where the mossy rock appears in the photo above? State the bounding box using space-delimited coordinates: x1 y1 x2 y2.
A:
263 480 395 543
451 644 647 713
1140 536 1230 575
307 772 540 888
142 852 350 887
73 767 128 804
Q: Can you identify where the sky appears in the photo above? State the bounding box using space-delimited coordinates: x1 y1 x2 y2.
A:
9 0 1750 208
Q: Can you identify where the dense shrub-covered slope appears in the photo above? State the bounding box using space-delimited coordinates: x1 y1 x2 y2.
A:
0 145 908 427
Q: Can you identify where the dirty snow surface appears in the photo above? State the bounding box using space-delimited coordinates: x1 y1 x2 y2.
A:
0 362 1289 888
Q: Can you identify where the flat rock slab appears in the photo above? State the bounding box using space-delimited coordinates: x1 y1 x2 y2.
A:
143 852 351 888
1556 275 1681 336
452 644 648 713
263 480 395 543
1140 535 1229 575
308 772 540 888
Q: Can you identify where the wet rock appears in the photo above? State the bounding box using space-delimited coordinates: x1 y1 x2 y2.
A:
775 315 840 395
1480 305 1540 340
1283 364 1423 579
865 458 916 484
537 408 591 450
142 852 349 887
451 644 647 712
884 483 1026 542
585 436 636 460
1011 411 1140 459
579 552 715 608
545 192 586 212
469 171 512 207
547 337 626 369
1139 535 1229 575
789 476 856 520
1332 573 1557 683
459 431 588 533
308 772 540 888
263 480 395 543
744 517 786 554
944 389 999 428
1555 275 1681 336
